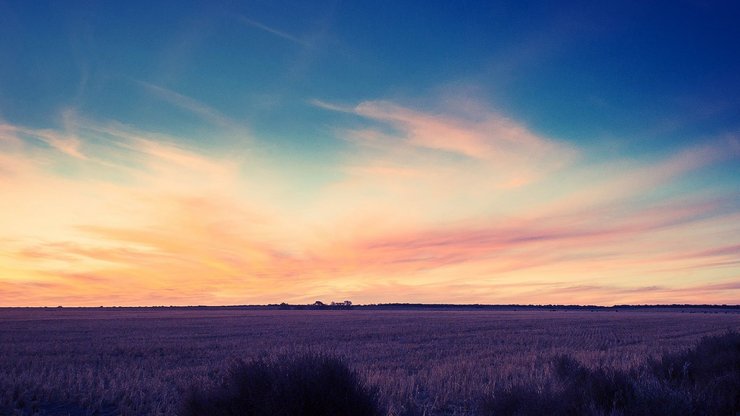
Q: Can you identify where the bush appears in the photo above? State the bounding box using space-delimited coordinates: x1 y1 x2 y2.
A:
481 358 636 416
653 331 740 385
651 331 740 414
181 353 383 416
480 332 740 416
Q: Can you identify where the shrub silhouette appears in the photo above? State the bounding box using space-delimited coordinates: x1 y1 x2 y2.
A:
481 358 637 416
651 331 740 414
181 353 382 416
481 331 740 416
653 331 740 384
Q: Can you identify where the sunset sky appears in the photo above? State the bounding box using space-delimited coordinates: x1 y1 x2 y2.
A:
1 1 739 306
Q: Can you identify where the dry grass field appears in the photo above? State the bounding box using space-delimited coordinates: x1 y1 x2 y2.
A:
1 308 738 415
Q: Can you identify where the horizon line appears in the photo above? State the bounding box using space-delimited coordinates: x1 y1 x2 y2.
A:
2 302 738 309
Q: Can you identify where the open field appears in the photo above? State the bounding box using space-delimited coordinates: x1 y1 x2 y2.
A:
1 308 739 415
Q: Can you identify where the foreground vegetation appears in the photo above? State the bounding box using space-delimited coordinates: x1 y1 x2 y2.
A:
181 332 739 416
0 308 738 415
483 331 740 415
182 354 382 416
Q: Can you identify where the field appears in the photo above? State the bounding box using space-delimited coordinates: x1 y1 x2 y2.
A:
1 308 739 415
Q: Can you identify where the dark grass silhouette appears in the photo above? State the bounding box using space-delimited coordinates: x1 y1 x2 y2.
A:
481 331 740 416
651 331 740 414
181 353 383 416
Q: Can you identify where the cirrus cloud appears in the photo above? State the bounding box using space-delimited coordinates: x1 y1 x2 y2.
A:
1 97 739 306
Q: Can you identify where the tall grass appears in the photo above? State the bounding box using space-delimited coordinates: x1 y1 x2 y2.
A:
0 309 738 415
181 353 382 416
481 332 740 416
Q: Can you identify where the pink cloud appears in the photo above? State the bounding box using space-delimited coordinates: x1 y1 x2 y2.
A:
1 98 739 306
316 98 577 191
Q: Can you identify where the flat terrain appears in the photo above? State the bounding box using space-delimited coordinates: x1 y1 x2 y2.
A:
1 308 738 415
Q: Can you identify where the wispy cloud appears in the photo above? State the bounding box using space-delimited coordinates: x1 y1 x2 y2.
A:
314 98 577 191
136 81 248 133
1 95 739 306
1 123 88 160
237 15 308 46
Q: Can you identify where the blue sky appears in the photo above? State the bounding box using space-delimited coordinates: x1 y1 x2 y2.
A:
1 1 739 305
3 1 738 147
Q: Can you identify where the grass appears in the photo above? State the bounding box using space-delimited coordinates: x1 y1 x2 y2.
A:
0 308 738 415
181 353 381 416
481 331 740 415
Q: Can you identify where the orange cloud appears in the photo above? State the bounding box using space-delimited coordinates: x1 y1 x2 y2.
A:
0 100 739 306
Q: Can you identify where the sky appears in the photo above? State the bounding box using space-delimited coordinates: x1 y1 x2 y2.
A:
1 1 739 306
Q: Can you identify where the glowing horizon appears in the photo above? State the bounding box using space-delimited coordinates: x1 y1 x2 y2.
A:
1 2 739 306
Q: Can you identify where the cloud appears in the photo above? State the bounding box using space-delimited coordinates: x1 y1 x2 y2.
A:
314 99 577 193
136 81 248 133
0 124 291 305
531 279 740 305
1 123 87 160
237 15 308 46
352 100 560 159
1 96 739 306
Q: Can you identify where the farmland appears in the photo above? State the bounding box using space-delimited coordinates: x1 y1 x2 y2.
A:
1 308 738 415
